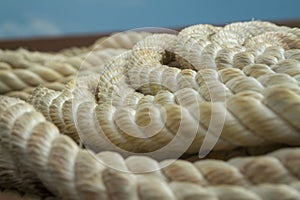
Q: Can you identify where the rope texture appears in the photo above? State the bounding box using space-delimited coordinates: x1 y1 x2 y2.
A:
0 31 149 100
1 96 300 199
0 21 300 199
28 21 300 155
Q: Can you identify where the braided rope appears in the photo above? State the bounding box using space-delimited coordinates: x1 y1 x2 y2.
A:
2 48 129 101
1 21 300 199
92 31 153 50
1 96 300 199
0 49 79 94
28 21 300 156
0 32 148 99
0 49 125 100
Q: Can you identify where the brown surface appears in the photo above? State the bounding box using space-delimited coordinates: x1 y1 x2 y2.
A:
0 32 109 52
0 19 299 52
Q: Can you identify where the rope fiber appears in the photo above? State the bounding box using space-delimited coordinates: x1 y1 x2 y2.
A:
0 21 300 199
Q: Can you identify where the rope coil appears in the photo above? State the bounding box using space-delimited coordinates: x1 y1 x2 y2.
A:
1 96 300 199
28 21 300 156
0 21 300 199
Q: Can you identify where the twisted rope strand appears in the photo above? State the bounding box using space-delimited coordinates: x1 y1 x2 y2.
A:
26 25 300 159
0 32 149 99
1 21 300 199
1 96 300 199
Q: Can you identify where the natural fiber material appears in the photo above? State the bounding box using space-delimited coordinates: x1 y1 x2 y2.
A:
0 32 148 100
92 31 152 50
29 21 300 156
0 96 300 199
0 21 300 199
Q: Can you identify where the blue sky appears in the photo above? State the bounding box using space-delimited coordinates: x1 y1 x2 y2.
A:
0 0 300 39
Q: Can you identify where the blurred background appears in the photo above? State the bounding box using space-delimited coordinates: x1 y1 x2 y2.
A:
1 0 300 40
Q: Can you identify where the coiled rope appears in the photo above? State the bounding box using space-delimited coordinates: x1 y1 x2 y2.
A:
1 96 300 199
0 31 151 100
28 21 300 155
0 21 300 199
